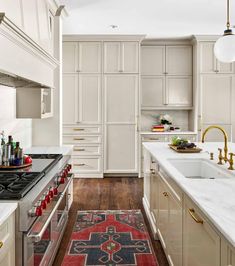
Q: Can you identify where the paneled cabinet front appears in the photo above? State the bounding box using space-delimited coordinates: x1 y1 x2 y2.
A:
104 42 139 73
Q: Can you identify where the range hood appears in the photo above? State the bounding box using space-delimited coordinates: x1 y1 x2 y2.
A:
0 70 52 89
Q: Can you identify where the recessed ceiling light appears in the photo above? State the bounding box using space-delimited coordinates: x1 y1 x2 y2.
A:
110 25 118 29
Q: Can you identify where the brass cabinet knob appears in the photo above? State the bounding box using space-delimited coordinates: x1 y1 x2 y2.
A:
0 241 3 249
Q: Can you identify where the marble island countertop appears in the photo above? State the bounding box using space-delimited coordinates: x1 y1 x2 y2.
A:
143 142 235 248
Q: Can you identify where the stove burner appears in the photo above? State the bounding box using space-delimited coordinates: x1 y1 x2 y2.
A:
0 172 44 199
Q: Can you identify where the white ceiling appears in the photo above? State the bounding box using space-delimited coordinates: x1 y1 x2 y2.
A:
58 0 235 38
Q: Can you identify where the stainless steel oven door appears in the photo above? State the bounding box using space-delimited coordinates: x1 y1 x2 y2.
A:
24 174 73 266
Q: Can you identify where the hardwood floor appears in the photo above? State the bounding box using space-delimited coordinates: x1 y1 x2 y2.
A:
53 177 169 266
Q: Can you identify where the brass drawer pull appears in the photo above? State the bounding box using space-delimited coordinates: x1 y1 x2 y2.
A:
188 209 203 224
163 192 168 197
149 138 160 140
73 128 85 131
74 138 85 141
0 241 3 249
74 148 85 151
74 163 86 166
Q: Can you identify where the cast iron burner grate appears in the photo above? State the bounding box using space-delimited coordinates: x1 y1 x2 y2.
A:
0 172 44 199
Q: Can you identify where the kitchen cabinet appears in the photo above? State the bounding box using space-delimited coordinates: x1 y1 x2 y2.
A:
141 76 192 108
104 42 139 73
16 88 53 119
78 74 102 124
0 0 23 28
150 170 159 228
0 212 15 266
63 42 102 73
199 74 233 141
221 238 235 266
104 75 138 173
199 42 234 74
141 45 192 76
183 196 220 266
62 74 78 124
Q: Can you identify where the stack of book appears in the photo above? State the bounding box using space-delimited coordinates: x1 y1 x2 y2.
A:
151 125 165 132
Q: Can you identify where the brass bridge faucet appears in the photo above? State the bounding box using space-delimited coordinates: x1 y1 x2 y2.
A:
201 125 228 163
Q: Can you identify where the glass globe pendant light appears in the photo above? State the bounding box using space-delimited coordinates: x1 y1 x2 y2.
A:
214 0 235 63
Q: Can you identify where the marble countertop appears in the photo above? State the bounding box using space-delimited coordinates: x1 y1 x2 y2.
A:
25 145 73 155
143 142 235 248
0 203 17 226
141 131 197 135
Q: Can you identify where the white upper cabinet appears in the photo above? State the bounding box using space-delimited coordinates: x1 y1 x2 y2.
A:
63 74 78 124
183 197 220 266
166 46 192 75
78 42 102 73
141 46 165 75
63 42 102 73
104 42 139 73
200 42 234 74
0 0 23 27
141 76 165 108
166 76 192 106
78 74 102 124
63 42 77 73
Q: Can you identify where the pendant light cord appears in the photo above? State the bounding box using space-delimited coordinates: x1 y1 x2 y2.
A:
227 0 230 29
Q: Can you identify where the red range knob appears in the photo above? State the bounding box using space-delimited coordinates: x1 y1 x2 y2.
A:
53 187 58 195
60 177 65 184
68 164 72 170
49 190 54 198
62 171 66 178
36 206 42 216
45 194 50 203
41 200 47 209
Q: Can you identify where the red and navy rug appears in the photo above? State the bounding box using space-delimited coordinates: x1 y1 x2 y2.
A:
62 210 158 266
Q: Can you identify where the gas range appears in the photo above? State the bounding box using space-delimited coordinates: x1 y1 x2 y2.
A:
0 154 63 199
0 153 74 266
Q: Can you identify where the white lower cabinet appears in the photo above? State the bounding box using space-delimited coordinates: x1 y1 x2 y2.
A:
0 212 15 266
183 196 220 266
221 238 235 266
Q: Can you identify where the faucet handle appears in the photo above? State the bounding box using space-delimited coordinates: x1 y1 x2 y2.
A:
210 152 214 160
228 153 235 170
218 148 223 165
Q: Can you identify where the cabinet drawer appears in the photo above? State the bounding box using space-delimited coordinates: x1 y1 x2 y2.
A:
72 157 101 173
0 213 15 262
73 145 101 156
63 135 102 144
63 126 101 135
142 135 168 142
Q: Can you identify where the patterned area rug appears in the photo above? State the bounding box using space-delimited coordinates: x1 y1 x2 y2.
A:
62 210 158 266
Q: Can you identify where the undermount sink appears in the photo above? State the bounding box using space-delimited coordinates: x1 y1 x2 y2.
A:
168 158 233 180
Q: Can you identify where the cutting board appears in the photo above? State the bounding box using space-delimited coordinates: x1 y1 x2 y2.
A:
168 144 202 153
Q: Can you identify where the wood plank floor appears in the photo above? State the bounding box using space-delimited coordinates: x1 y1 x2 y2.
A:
53 177 169 266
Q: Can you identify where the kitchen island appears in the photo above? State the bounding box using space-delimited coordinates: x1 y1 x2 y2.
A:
143 142 235 266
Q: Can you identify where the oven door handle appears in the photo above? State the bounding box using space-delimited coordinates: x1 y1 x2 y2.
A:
27 175 73 243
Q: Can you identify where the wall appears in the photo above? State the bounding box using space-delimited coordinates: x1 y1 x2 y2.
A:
0 85 32 148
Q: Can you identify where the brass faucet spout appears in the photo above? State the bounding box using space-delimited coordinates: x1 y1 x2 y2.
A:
201 125 228 162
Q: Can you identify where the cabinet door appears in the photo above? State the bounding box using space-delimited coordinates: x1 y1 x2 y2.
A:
78 42 101 73
168 192 182 266
104 42 121 73
221 239 235 266
122 42 139 73
141 76 165 108
63 42 77 73
166 46 192 75
200 42 234 74
200 75 233 124
0 0 23 28
166 76 192 106
105 124 137 172
158 177 168 250
141 46 165 75
183 197 220 266
78 75 102 124
63 74 78 124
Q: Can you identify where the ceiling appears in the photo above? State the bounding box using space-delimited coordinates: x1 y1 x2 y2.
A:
58 0 235 38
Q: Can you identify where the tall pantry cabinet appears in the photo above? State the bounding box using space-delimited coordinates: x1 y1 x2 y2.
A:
62 36 144 177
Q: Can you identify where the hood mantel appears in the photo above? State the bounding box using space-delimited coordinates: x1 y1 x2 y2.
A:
0 12 58 89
